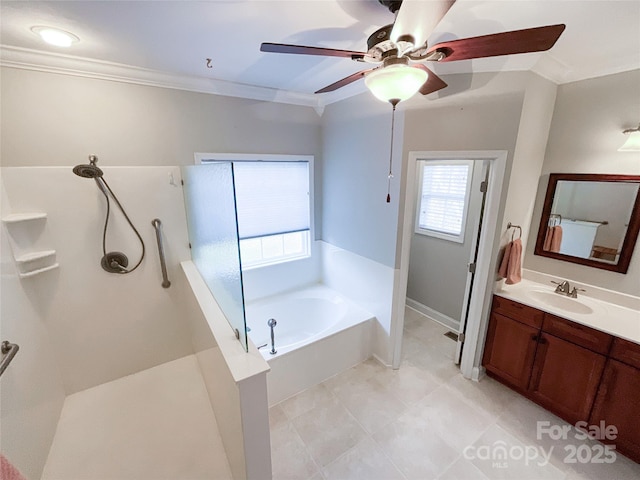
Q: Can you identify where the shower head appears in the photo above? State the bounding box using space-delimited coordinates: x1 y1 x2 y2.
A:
73 163 104 179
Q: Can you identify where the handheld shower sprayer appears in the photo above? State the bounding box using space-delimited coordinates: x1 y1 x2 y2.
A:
72 155 145 274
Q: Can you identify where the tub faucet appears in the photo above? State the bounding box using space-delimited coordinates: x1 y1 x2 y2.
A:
551 280 571 295
267 318 277 355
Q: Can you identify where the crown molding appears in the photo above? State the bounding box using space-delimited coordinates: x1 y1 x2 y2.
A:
0 45 323 109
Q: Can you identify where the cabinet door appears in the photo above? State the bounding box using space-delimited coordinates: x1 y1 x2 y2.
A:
483 313 539 391
590 360 640 463
529 333 606 425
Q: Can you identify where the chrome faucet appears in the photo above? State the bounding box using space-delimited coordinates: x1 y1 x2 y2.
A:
569 286 586 298
551 280 586 298
551 280 571 295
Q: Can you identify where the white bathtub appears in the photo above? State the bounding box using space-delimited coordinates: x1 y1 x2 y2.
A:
244 284 375 404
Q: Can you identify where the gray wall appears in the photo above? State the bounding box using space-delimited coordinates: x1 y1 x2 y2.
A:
407 160 486 324
524 70 640 296
321 92 405 268
1 67 324 236
401 74 525 320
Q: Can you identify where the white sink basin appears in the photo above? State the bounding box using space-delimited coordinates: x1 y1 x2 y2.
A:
527 290 594 315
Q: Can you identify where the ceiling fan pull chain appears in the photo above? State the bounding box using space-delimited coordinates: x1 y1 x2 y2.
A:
387 101 398 203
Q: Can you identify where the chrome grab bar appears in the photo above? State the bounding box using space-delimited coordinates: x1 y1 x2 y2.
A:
0 341 19 378
268 318 277 355
151 219 171 288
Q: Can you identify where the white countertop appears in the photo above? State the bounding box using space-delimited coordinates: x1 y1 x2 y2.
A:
494 279 640 345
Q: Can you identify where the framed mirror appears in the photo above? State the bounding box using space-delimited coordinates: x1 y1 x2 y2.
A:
534 173 640 273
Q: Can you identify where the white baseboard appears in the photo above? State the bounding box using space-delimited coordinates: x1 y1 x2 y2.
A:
371 352 393 369
406 298 460 332
471 366 486 382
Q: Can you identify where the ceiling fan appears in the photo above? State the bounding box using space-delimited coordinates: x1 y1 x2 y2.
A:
260 0 566 102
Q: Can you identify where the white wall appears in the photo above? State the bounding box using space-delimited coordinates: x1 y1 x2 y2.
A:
0 66 324 392
501 73 558 254
524 70 640 296
0 174 66 480
1 167 194 394
320 242 395 364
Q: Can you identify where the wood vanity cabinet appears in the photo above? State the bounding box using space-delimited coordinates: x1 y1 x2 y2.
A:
482 297 543 392
590 338 640 462
528 314 610 425
528 331 606 425
483 295 640 463
483 297 609 424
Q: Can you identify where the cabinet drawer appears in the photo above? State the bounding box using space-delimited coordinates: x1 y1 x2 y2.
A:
492 295 544 329
542 314 613 354
610 337 640 369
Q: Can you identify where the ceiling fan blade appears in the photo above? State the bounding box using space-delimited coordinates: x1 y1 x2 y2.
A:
261 42 366 60
391 0 455 49
413 65 448 95
315 68 376 94
427 24 566 62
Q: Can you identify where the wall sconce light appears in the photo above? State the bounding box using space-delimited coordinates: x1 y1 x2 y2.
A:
618 124 640 152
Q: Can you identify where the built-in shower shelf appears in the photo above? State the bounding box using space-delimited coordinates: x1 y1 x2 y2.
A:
19 263 59 278
15 250 56 264
2 212 47 223
3 211 58 277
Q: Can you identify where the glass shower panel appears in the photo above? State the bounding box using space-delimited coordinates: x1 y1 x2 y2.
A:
181 163 247 350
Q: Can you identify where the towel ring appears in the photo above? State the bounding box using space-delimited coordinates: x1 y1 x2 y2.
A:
507 222 522 241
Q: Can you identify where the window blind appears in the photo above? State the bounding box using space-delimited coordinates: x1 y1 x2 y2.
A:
233 161 310 240
418 163 470 236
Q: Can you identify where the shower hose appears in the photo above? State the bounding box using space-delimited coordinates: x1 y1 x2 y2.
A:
96 176 145 274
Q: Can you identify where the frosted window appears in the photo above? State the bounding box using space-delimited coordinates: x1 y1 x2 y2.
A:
415 160 473 243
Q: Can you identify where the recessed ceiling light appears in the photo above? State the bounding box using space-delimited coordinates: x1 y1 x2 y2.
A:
31 26 79 47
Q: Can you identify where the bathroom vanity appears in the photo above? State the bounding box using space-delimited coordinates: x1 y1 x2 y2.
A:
483 285 640 463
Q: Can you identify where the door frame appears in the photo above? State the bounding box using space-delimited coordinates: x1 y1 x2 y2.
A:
455 160 490 364
391 150 507 379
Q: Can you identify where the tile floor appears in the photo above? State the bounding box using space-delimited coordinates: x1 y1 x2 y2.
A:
269 307 640 480
42 355 232 480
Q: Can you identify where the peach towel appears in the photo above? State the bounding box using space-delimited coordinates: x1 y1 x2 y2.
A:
550 225 563 253
1 454 27 480
498 238 522 284
543 226 554 251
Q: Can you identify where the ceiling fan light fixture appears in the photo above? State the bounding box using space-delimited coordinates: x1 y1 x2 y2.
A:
31 26 79 47
619 124 640 152
364 64 427 103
